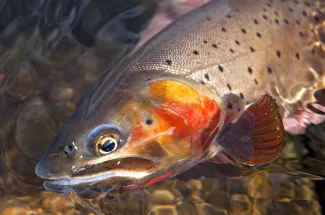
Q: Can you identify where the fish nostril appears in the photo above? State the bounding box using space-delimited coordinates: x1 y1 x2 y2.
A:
63 144 75 155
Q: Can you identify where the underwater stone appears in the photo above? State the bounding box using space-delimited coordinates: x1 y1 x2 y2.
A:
46 34 85 65
202 191 230 210
148 205 178 215
43 84 74 102
201 177 227 193
186 179 203 197
294 179 316 201
151 190 176 205
227 178 247 195
169 180 189 198
195 203 228 215
40 193 75 211
15 97 56 158
245 174 273 199
0 200 33 215
175 199 197 214
4 62 36 102
266 200 305 215
230 194 251 214
251 199 270 215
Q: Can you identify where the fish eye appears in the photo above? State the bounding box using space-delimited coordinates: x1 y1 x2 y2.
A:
96 133 120 155
87 124 125 155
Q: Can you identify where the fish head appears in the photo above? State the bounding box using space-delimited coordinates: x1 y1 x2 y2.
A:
35 74 221 197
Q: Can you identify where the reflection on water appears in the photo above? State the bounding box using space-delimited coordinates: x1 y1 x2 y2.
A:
0 0 324 214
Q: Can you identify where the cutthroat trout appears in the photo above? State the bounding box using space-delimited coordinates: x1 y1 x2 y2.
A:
36 0 325 196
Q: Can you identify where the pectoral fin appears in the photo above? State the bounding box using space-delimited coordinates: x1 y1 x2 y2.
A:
216 95 286 166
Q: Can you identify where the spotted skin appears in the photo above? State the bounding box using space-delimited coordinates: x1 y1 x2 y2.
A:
129 0 325 119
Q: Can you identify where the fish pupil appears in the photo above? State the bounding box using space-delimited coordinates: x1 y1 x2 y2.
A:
101 140 116 152
146 119 153 125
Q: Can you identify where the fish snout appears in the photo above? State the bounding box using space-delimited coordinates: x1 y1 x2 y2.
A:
35 154 72 180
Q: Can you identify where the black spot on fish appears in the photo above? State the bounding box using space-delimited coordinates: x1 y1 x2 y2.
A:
193 50 199 55
146 119 153 125
276 50 281 58
206 17 212 21
262 14 268 20
218 65 224 72
203 40 208 44
264 8 268 12
294 0 299 4
311 48 315 55
274 11 279 16
212 44 217 48
302 11 307 17
296 20 301 25
248 67 253 74
254 19 259 25
256 32 262 38
221 27 227 32
249 46 255 52
314 16 320 22
267 67 272 74
288 7 294 12
240 93 244 99
166 59 172 66
230 48 234 53
299 32 304 37
204 73 210 80
254 79 259 85
227 84 232 91
226 14 232 18
296 53 300 60
241 28 247 34
284 19 289 24
275 19 279 25
266 3 272 7
200 80 205 85
304 1 311 7
246 101 250 105
235 40 240 45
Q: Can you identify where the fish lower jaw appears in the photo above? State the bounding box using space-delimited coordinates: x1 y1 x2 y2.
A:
43 179 71 193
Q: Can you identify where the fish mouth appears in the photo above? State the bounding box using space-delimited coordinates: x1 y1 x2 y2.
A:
43 157 157 193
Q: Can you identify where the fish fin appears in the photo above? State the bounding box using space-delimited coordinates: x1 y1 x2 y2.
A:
210 150 235 165
283 103 325 135
216 95 286 166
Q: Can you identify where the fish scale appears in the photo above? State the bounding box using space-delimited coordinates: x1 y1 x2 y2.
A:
126 0 325 116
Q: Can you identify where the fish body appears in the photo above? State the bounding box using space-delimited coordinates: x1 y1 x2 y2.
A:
36 0 325 196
